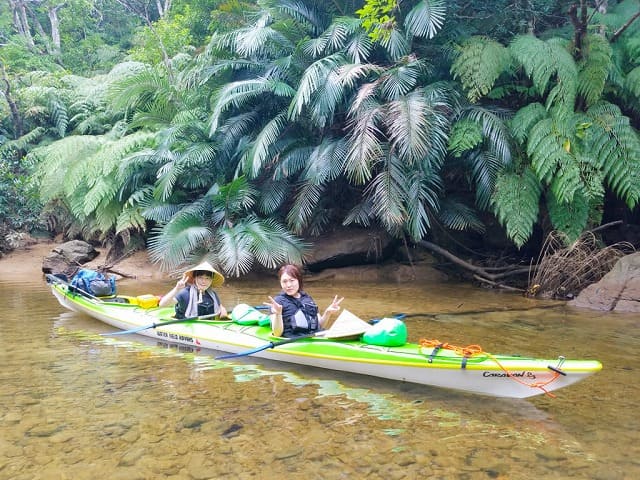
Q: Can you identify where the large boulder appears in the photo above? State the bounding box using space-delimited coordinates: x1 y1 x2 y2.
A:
569 252 640 312
42 240 100 276
304 228 396 271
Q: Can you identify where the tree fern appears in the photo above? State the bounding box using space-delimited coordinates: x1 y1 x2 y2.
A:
447 118 483 157
510 103 547 144
585 102 640 208
509 35 577 109
526 111 575 186
491 168 541 248
451 36 510 103
546 190 589 244
625 66 640 98
577 34 612 108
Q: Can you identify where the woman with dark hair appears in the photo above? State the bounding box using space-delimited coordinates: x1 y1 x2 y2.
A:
264 264 343 337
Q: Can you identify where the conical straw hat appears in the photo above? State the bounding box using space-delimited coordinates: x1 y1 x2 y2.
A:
316 309 372 339
184 261 225 287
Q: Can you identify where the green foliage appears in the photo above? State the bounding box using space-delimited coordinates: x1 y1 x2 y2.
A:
451 36 510 103
30 129 156 239
625 66 640 99
146 177 306 274
577 34 612 108
585 102 640 209
546 190 590 243
509 35 577 109
0 158 43 231
492 168 541 248
356 0 397 42
447 118 482 157
404 0 446 40
129 16 194 65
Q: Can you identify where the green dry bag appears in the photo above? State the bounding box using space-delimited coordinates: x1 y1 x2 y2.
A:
362 317 407 347
231 304 271 326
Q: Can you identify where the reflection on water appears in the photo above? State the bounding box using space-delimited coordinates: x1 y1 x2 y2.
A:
0 277 637 480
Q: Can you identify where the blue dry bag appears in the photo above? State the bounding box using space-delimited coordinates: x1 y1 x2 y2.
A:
69 268 116 297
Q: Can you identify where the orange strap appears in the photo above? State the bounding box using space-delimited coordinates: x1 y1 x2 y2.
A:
419 338 561 398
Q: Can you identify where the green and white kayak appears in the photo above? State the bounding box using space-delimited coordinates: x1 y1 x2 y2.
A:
47 275 602 399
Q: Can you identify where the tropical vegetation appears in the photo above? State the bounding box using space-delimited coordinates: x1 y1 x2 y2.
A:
1 0 639 278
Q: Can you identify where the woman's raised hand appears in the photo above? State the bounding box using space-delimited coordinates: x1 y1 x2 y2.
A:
264 296 283 315
326 295 344 313
176 274 188 289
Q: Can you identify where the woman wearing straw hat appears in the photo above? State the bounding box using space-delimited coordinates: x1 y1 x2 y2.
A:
159 261 228 319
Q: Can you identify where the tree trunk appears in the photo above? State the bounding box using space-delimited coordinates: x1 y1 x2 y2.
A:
0 62 24 139
48 4 65 56
8 0 35 48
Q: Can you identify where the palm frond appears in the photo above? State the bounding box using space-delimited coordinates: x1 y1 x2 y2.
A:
404 0 446 40
241 112 288 178
345 96 385 184
384 88 451 165
273 0 331 35
437 198 485 233
210 78 295 132
366 154 408 235
379 28 410 61
147 217 213 270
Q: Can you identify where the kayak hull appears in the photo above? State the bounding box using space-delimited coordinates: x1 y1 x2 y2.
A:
48 281 602 399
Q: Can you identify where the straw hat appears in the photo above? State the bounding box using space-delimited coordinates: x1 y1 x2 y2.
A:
184 261 225 287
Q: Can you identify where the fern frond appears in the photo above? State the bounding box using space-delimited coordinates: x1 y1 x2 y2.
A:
527 113 575 184
625 66 640 99
448 119 483 157
546 190 589 244
451 36 510 103
510 36 577 108
549 157 582 204
491 168 541 248
510 103 547 144
577 34 612 107
586 102 640 208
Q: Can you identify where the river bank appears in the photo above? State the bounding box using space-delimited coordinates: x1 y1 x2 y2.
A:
0 241 167 283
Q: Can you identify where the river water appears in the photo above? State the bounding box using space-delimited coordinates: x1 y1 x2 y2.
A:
0 274 638 480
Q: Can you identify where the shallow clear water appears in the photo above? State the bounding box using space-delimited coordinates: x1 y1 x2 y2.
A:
0 275 637 480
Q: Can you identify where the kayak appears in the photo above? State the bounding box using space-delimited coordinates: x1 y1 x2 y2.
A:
46 274 602 399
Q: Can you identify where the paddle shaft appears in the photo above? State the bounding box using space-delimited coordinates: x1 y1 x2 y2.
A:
215 332 317 360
